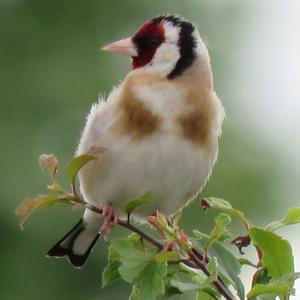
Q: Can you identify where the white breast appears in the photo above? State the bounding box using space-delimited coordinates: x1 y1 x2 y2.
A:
77 77 222 219
79 133 218 218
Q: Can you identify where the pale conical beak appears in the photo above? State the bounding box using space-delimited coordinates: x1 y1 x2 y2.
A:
101 37 138 57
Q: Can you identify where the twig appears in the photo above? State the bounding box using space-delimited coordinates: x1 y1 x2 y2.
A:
118 219 163 249
189 250 235 300
191 248 228 287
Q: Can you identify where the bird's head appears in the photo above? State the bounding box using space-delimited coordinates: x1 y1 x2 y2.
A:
102 15 210 80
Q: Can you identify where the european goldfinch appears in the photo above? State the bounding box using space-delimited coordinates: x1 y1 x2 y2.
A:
47 15 225 267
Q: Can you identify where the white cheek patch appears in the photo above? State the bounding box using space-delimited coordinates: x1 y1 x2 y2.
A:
162 21 180 43
152 43 180 65
147 43 180 77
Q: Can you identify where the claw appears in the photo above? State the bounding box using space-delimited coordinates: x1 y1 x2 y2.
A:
101 205 118 239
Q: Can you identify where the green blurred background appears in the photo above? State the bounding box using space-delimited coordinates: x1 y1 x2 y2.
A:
1 0 299 299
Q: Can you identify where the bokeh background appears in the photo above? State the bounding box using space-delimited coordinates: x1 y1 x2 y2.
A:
1 0 299 299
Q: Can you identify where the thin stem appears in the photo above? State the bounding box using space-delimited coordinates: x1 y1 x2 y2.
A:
255 246 263 268
71 182 78 199
127 212 132 224
191 248 228 287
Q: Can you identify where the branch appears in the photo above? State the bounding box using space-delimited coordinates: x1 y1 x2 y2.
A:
81 201 235 300
118 220 164 249
188 249 235 300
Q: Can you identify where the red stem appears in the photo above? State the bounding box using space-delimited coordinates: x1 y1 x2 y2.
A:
118 220 163 249
188 250 235 300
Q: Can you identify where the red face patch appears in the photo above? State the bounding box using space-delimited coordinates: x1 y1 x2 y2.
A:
131 22 165 69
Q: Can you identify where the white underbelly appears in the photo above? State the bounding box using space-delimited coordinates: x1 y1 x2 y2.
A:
78 133 218 218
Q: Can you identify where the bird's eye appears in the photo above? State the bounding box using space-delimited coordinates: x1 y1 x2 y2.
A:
148 37 161 47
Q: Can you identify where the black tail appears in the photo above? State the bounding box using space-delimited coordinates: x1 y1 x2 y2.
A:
47 219 100 268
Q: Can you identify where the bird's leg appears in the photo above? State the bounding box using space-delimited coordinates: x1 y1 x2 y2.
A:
101 204 118 239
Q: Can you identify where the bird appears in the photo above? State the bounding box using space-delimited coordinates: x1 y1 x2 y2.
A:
47 15 225 268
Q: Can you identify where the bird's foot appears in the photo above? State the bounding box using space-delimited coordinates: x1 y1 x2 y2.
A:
101 205 118 239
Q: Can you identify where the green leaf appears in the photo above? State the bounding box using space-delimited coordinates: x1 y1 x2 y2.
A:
66 154 95 184
178 263 220 297
195 234 245 299
108 244 121 262
15 194 61 230
110 235 156 283
39 194 69 208
249 227 294 280
113 242 152 283
102 261 121 288
124 192 153 215
169 272 220 299
110 235 167 300
196 290 219 300
168 279 198 292
164 286 182 297
248 283 290 299
47 182 64 193
193 230 207 240
203 197 251 229
179 262 207 279
205 197 232 208
166 264 181 276
239 258 257 268
252 268 271 286
217 232 232 243
193 229 232 244
203 213 231 253
154 251 181 263
247 272 300 299
128 263 167 300
265 208 300 231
